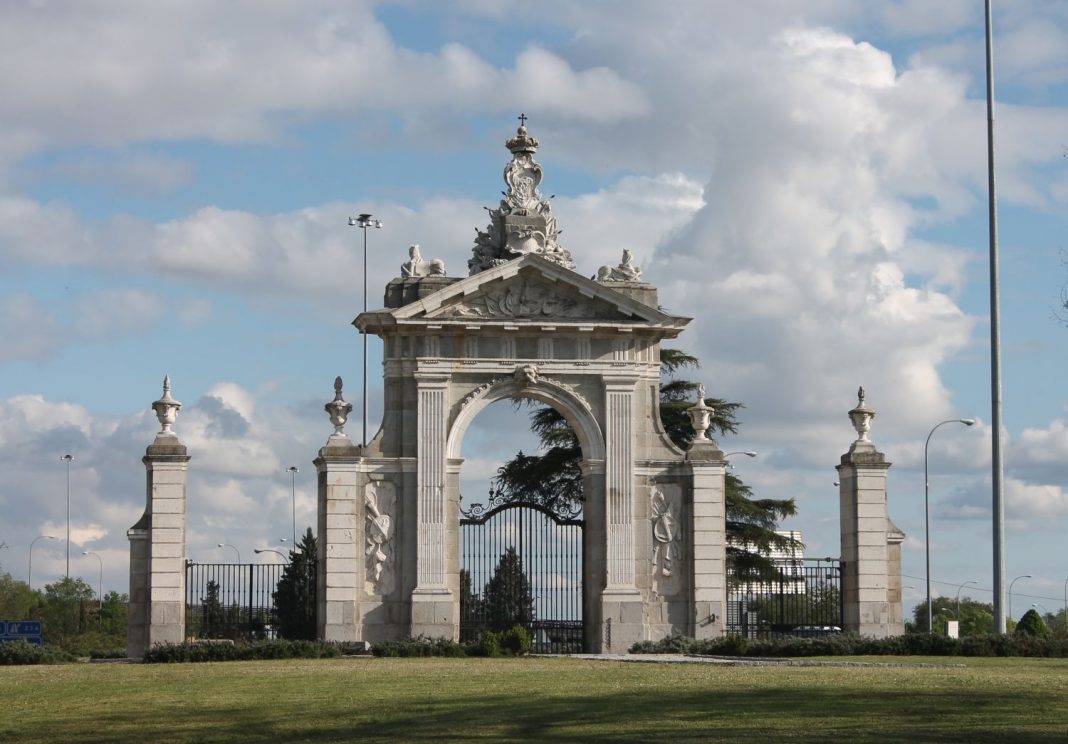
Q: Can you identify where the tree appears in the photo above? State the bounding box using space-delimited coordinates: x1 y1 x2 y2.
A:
1015 608 1051 638
909 597 994 635
200 580 224 639
35 577 95 647
482 547 534 633
492 347 799 576
0 570 42 619
272 528 318 640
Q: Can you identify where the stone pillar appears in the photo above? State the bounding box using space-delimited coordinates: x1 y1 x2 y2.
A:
411 372 454 638
686 385 726 639
316 378 362 642
600 377 643 653
837 388 895 638
127 377 189 658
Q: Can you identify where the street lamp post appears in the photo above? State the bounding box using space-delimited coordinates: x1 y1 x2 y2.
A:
287 466 299 546
955 579 978 621
924 418 976 631
1008 574 1032 624
254 548 289 563
348 212 383 448
82 551 103 610
723 451 757 469
217 543 241 563
28 535 56 587
62 454 73 578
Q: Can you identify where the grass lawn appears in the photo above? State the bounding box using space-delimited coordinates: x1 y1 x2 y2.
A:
2 655 1067 742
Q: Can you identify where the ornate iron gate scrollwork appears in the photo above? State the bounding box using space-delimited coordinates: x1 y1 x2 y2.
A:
460 495 584 653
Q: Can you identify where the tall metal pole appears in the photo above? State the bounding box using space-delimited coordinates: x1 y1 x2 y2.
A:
348 213 382 448
287 466 299 546
984 0 1007 634
62 454 73 579
924 419 975 632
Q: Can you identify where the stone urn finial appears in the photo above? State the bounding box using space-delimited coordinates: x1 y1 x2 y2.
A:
325 376 354 437
152 375 182 434
848 386 876 443
686 383 715 441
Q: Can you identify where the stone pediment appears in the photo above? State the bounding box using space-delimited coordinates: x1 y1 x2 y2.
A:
382 254 685 327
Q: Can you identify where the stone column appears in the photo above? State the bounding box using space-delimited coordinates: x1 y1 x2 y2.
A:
599 377 643 653
127 377 189 658
316 378 362 642
686 386 726 639
411 371 454 638
837 388 895 637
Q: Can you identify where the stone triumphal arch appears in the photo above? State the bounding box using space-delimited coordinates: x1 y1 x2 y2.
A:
313 122 729 653
127 119 905 657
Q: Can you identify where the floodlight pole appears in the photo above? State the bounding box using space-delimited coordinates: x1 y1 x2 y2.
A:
348 213 383 448
62 454 73 579
287 466 299 547
984 0 1007 635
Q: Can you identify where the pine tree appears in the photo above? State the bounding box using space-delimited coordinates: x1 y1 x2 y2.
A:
272 528 318 640
482 547 534 633
492 347 799 577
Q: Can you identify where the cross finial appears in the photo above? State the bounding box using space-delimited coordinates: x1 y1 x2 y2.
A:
517 112 528 127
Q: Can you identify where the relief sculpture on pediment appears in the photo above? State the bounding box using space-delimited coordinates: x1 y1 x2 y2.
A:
434 280 625 320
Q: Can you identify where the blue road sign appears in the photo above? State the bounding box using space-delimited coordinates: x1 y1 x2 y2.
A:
0 620 43 644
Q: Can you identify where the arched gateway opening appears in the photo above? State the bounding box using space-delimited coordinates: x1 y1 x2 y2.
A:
451 384 602 652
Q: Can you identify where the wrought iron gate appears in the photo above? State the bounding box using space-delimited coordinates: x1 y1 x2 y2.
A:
460 496 584 653
727 557 843 638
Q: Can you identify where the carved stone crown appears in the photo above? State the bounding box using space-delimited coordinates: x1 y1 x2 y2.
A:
506 125 539 155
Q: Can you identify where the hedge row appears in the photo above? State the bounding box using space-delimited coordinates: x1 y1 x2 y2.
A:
629 633 1068 658
372 627 533 658
0 640 77 665
141 639 366 663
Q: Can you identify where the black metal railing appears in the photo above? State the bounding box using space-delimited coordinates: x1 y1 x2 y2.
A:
185 561 312 642
727 557 843 638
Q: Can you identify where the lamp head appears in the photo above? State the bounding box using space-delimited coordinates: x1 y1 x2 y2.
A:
960 418 976 426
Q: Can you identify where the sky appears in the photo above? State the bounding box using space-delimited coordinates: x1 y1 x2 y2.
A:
1 0 1067 622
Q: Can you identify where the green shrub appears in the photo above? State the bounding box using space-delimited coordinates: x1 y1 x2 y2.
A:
501 625 532 656
88 648 127 660
371 636 466 658
142 639 345 663
469 631 501 657
1015 610 1051 639
630 632 1068 658
0 640 65 665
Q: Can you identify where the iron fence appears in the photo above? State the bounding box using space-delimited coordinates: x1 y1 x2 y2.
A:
185 561 298 641
727 557 843 638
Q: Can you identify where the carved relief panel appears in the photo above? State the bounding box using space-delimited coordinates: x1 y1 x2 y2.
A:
650 483 682 598
364 481 396 595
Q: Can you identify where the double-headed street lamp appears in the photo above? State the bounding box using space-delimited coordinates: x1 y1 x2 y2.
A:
347 212 383 448
924 418 975 632
82 551 103 610
29 534 56 587
62 454 73 578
